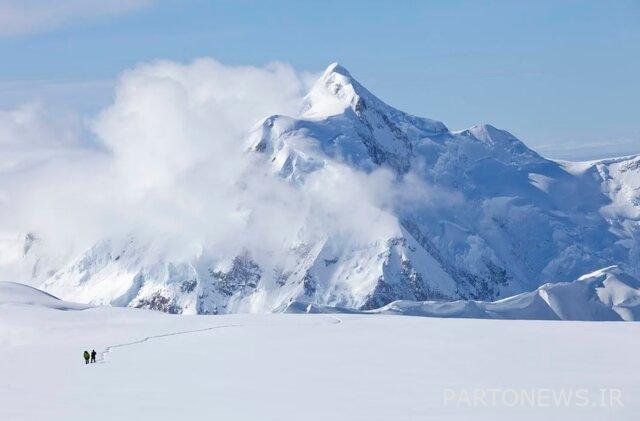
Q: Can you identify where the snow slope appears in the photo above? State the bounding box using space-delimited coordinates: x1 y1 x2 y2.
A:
0 281 90 310
6 63 640 315
1 284 638 421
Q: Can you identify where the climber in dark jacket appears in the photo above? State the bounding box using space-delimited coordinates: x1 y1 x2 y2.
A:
91 350 97 363
83 350 90 364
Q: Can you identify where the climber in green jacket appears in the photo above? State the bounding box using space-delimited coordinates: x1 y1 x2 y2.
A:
83 350 90 364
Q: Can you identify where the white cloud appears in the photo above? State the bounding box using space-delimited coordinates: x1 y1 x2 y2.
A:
0 59 317 258
94 58 310 191
0 102 84 173
0 0 152 36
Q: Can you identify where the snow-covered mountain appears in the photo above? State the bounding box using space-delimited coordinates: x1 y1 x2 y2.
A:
7 63 640 315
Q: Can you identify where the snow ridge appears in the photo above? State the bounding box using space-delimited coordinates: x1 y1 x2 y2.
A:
284 266 640 321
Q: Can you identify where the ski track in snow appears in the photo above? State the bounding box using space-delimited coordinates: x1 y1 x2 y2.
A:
97 315 343 364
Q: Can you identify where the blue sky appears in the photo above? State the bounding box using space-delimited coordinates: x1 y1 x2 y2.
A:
1 0 638 159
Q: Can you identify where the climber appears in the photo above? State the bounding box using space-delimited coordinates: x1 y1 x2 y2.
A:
91 349 97 363
83 350 90 364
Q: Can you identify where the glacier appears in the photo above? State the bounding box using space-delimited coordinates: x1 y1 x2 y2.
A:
4 63 640 317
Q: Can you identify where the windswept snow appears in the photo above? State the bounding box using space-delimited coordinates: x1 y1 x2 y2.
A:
0 285 638 420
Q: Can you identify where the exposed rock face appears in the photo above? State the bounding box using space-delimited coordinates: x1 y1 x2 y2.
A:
135 293 182 314
211 254 261 297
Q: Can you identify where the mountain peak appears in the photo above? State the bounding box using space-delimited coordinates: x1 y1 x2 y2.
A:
301 62 365 119
322 62 351 79
466 124 529 150
468 124 509 140
301 63 446 137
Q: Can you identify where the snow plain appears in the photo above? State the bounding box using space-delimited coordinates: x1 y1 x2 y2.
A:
1 282 638 420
